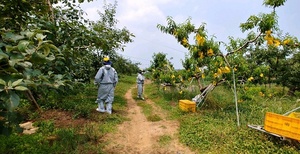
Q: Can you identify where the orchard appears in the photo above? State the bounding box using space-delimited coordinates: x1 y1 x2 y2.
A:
151 0 299 97
0 0 300 153
0 0 139 112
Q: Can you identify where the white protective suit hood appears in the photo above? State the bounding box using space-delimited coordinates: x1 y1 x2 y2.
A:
104 65 111 70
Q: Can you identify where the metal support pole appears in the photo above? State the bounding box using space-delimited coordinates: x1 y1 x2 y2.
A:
232 69 240 127
223 55 240 127
283 106 300 116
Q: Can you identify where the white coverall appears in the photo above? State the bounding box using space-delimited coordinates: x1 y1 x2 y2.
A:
95 64 118 114
137 72 145 99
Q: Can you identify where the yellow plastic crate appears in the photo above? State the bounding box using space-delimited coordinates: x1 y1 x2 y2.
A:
264 112 300 141
179 100 196 112
288 112 300 118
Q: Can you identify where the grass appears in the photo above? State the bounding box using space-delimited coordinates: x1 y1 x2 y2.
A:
132 85 163 122
0 75 136 154
144 81 300 153
158 134 172 146
1 76 299 153
136 101 162 122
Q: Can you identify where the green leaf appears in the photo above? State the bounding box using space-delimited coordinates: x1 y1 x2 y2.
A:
5 45 19 53
263 0 286 8
14 86 28 91
48 44 59 51
39 75 49 82
46 54 55 61
5 92 20 111
0 51 9 60
21 31 34 38
30 52 47 64
42 46 50 56
17 40 30 52
4 66 19 73
0 78 6 85
24 79 37 89
12 79 23 87
9 59 22 67
35 33 46 41
0 42 5 48
41 40 53 44
54 80 65 88
10 52 25 60
55 74 64 80
17 61 32 68
25 48 35 55
33 29 51 34
4 32 24 42
7 80 12 87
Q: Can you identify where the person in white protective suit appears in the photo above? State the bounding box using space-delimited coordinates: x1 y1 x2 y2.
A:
136 69 145 100
94 57 118 114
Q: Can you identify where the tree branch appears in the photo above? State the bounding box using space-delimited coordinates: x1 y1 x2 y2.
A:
74 45 93 49
26 90 42 113
46 0 54 22
226 32 263 57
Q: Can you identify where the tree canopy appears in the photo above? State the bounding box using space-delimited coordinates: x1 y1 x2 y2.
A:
154 0 299 95
0 0 138 111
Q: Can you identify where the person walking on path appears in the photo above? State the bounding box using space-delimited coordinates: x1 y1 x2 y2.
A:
94 56 118 114
137 69 145 100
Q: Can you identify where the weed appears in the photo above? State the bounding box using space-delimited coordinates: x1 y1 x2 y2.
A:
77 123 101 143
2 75 299 153
137 102 152 115
147 114 162 122
158 135 172 146
36 120 55 134
144 81 300 153
0 75 136 154
136 95 163 122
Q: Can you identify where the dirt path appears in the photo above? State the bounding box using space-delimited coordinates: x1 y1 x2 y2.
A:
103 82 195 154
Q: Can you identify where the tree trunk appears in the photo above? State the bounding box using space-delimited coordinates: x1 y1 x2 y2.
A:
196 77 202 91
287 86 299 96
26 90 42 113
46 0 54 22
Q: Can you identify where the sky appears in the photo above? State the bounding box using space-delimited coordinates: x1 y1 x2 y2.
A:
79 0 300 69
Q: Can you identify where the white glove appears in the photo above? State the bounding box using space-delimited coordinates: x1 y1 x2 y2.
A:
94 81 99 86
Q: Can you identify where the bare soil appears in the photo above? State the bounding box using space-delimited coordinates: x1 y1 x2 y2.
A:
39 110 88 128
102 82 195 154
35 80 195 153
